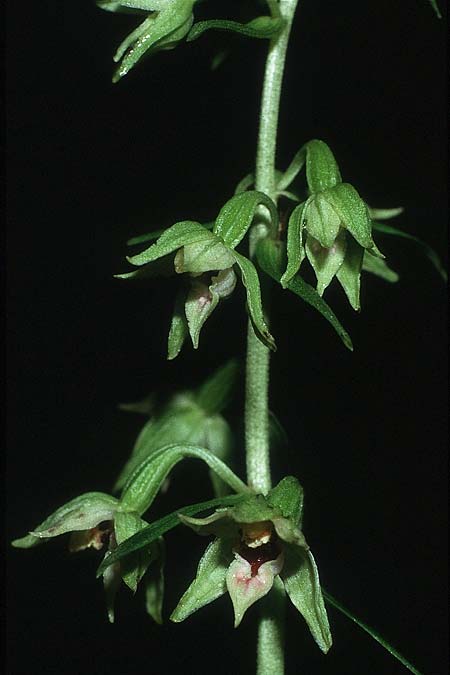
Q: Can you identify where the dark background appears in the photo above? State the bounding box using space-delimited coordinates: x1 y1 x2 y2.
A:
6 1 447 674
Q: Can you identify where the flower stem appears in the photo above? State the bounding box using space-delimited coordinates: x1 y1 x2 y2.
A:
245 0 300 672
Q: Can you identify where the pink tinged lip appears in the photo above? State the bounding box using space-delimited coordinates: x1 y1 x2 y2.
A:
226 552 284 627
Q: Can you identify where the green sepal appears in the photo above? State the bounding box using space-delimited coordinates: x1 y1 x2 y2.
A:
213 191 278 250
114 510 158 592
231 251 276 351
145 538 165 624
170 538 232 622
12 492 119 548
281 202 306 287
96 493 248 576
119 443 249 515
305 230 347 296
322 183 378 251
335 235 364 311
187 15 284 43
111 0 194 82
362 251 399 283
305 139 342 194
278 139 341 193
167 290 189 360
195 359 239 415
126 221 212 267
372 221 447 282
282 546 332 653
174 239 235 274
266 476 304 527
256 239 353 352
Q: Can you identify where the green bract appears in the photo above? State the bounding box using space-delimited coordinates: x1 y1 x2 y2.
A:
171 476 332 652
117 194 277 355
98 0 195 82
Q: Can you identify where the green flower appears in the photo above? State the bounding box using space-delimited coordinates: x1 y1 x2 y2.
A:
12 493 164 624
118 192 279 358
170 477 332 653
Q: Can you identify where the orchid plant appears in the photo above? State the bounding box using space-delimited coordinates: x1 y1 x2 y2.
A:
12 1 445 674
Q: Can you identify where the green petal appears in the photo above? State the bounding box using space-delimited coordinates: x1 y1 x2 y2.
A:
185 279 220 349
282 546 332 653
305 229 347 296
335 235 364 311
170 538 232 622
12 492 118 548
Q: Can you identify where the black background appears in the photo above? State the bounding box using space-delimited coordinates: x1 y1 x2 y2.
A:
6 1 447 674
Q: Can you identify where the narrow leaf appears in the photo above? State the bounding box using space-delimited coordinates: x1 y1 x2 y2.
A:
231 251 276 351
171 538 231 622
96 494 248 575
256 239 353 352
145 538 165 624
372 221 447 282
428 0 442 18
323 590 424 675
187 16 284 43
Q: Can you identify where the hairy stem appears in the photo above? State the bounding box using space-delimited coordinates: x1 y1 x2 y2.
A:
245 0 300 673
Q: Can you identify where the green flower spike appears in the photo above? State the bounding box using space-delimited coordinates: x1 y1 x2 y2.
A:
12 492 161 624
171 476 332 653
117 192 278 357
281 140 384 311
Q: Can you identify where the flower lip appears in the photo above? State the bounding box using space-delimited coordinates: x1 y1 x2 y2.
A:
238 526 282 578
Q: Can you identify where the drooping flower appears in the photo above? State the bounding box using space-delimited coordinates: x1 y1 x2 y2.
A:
170 477 332 653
